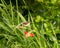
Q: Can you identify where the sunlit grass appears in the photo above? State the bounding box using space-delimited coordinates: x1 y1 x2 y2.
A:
0 0 60 48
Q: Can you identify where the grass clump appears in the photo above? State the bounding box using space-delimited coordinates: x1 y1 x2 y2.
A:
0 0 60 48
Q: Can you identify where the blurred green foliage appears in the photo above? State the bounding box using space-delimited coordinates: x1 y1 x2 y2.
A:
0 0 60 48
